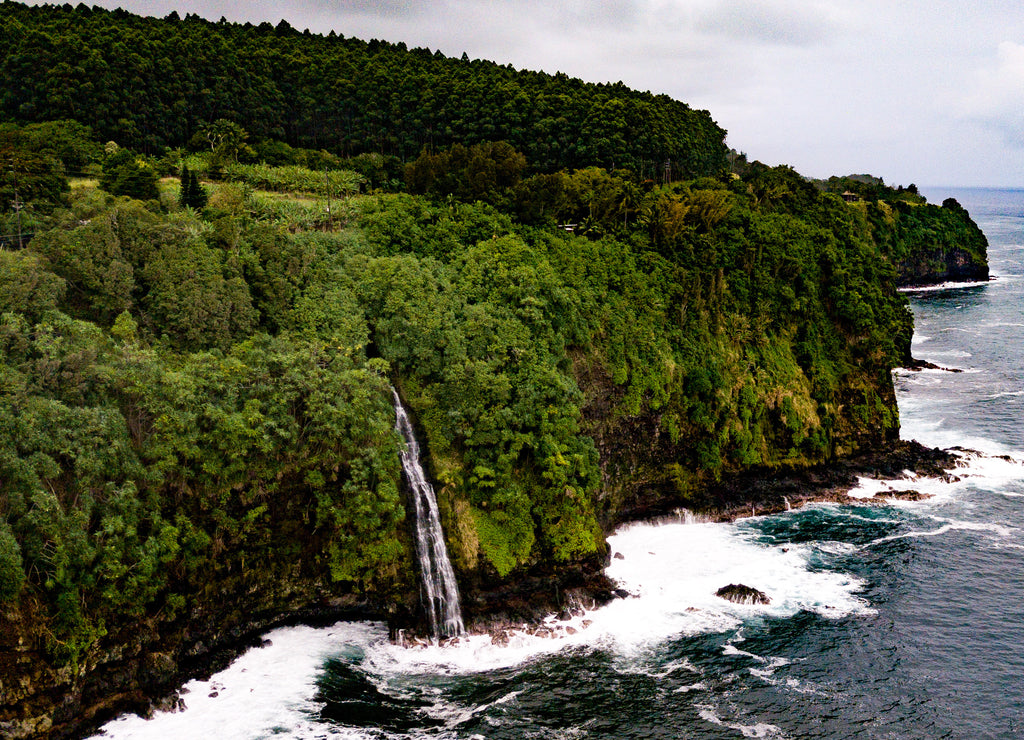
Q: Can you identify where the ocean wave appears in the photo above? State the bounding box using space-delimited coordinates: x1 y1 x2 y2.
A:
984 389 1024 400
697 705 790 739
867 516 1016 547
88 621 384 740
899 279 993 293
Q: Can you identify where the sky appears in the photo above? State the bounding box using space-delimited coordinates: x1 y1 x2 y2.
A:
37 0 1024 187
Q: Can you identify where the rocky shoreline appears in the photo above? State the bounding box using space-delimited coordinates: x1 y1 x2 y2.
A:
455 438 961 644
1 439 963 740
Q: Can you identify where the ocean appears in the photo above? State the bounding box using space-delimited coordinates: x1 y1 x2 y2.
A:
90 188 1024 740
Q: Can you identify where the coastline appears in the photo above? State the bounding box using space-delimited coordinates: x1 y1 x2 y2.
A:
2 437 961 740
457 438 959 642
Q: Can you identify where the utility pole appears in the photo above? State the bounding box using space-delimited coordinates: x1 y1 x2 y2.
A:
324 169 333 231
12 190 24 250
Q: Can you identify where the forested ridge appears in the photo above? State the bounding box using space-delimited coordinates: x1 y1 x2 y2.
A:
0 1 726 178
0 4 990 738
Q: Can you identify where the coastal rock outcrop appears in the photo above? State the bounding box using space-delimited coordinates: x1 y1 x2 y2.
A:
715 584 771 605
892 198 989 287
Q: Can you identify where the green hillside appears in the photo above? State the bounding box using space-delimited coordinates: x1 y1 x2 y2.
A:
0 5 991 738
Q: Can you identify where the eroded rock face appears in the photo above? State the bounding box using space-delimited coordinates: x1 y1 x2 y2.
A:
715 584 771 605
897 246 989 288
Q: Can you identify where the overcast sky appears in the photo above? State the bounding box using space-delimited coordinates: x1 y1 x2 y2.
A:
43 0 1024 187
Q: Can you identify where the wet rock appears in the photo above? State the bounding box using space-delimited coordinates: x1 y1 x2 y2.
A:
906 359 963 373
152 692 186 713
715 584 771 605
874 489 933 501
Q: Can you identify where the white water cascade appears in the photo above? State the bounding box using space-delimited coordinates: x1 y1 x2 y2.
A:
393 390 465 640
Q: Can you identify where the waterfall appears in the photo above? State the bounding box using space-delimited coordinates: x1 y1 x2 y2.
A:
393 390 464 640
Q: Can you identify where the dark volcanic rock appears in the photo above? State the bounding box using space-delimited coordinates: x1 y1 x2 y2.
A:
906 358 963 373
462 556 619 636
874 489 933 501
688 440 958 523
715 584 771 605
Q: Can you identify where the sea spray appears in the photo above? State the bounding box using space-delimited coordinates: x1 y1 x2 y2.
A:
87 514 882 740
393 389 464 640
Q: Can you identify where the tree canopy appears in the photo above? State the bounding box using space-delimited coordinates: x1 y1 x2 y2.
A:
0 2 727 177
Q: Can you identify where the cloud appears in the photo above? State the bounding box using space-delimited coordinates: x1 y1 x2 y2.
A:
308 0 434 15
694 0 840 46
958 41 1024 147
20 0 1024 185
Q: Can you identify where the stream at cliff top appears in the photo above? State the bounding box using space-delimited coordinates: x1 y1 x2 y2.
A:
92 188 1024 740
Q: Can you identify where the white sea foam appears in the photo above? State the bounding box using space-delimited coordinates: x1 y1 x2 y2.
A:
846 447 1024 512
91 516 874 738
846 472 965 507
673 681 709 693
88 621 385 739
697 706 790 739
813 540 869 555
899 279 992 293
598 521 873 643
847 476 909 499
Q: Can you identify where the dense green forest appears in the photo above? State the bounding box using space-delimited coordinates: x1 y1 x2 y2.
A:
0 5 991 737
1 120 955 666
0 1 726 178
814 174 989 285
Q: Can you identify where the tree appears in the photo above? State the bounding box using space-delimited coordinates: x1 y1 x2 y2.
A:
178 165 208 210
405 141 526 203
194 119 254 163
0 522 25 604
0 128 70 206
99 149 159 201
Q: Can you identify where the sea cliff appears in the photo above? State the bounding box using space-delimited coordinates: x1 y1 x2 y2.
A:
0 5 992 738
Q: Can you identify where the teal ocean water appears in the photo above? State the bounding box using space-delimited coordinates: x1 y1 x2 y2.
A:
92 188 1024 740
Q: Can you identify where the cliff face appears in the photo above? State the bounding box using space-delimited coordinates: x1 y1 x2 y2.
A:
569 321 903 531
0 155 971 739
0 575 382 739
897 245 989 286
868 197 990 287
